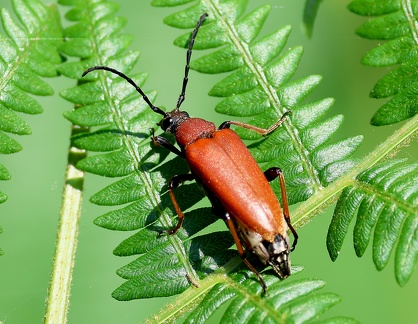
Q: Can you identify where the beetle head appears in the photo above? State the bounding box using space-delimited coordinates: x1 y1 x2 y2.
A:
265 234 291 278
239 226 292 279
158 109 190 134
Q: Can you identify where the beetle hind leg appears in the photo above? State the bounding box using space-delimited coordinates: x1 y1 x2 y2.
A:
224 213 268 294
264 167 298 251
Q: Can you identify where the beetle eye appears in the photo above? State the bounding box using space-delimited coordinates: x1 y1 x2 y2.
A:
160 117 173 131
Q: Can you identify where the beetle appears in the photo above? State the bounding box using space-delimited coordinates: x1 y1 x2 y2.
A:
83 13 298 293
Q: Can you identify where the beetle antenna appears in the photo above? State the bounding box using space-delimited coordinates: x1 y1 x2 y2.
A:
82 66 167 117
175 13 208 110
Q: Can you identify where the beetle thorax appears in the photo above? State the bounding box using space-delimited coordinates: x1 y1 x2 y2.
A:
175 118 216 147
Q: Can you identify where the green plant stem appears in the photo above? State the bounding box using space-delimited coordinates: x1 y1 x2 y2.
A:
402 0 418 43
145 274 227 324
44 125 87 324
293 115 418 228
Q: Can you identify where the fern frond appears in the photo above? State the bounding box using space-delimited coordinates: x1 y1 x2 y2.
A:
58 1 362 317
0 0 62 204
348 0 418 125
327 159 418 286
155 0 363 206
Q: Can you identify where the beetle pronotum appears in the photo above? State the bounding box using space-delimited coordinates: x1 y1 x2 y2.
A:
83 13 298 293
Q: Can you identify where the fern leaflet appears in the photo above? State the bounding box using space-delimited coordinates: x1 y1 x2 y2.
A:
349 0 418 125
303 0 324 37
327 159 418 286
0 0 62 204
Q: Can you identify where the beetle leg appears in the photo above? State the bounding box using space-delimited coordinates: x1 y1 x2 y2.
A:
224 213 268 294
218 111 291 136
186 273 199 288
150 128 185 158
159 173 195 236
264 167 298 252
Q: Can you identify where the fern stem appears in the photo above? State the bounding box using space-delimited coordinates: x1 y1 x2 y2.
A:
402 0 418 43
44 126 87 324
145 274 226 323
293 115 418 227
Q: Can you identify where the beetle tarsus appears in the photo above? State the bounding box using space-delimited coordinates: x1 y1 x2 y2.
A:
157 228 176 237
186 273 199 288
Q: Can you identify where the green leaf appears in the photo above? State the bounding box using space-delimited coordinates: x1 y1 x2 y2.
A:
0 192 7 205
395 213 418 286
371 58 418 97
303 0 324 37
192 45 244 73
0 0 63 205
152 0 195 7
348 0 401 15
327 159 418 285
0 163 11 180
361 37 417 66
0 182 9 251
371 84 418 126
349 0 418 125
356 10 410 39
0 131 22 154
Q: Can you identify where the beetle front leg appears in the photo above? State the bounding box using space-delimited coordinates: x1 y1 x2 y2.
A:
218 111 291 136
159 173 196 236
150 128 184 158
264 167 298 251
224 213 268 294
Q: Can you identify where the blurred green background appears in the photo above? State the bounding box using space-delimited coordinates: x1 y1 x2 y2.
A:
0 0 417 323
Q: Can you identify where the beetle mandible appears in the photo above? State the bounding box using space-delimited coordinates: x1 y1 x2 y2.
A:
83 13 298 293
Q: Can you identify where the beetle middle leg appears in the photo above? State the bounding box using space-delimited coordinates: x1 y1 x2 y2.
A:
264 167 298 251
159 173 195 236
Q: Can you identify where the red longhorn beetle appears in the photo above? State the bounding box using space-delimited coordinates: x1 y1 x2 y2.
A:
83 13 298 293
